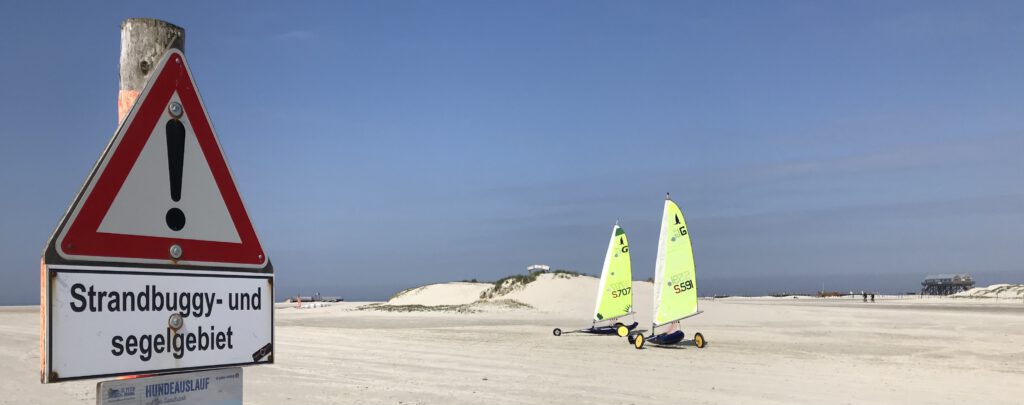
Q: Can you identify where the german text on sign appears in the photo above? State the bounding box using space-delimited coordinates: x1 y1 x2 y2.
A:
47 266 272 380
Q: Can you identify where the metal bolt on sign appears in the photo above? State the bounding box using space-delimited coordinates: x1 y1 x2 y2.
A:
169 244 183 259
168 313 184 330
168 102 183 118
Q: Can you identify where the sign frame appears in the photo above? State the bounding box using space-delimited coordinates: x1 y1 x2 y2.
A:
43 265 273 383
40 49 274 384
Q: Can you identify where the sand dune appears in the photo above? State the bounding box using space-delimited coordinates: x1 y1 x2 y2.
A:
385 273 654 318
953 284 1024 299
387 282 494 306
500 274 651 315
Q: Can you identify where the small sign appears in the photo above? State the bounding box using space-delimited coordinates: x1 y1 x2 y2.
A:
97 367 243 405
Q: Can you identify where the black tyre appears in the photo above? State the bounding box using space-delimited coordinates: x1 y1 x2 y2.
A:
694 332 706 348
615 323 629 337
627 334 636 344
553 328 562 337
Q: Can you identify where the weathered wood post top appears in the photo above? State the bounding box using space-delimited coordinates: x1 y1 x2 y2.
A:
119 18 185 123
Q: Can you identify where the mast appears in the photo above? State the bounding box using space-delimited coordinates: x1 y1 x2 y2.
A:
592 224 617 321
652 196 670 331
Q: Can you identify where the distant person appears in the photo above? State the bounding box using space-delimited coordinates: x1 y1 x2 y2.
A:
871 294 875 303
862 292 867 302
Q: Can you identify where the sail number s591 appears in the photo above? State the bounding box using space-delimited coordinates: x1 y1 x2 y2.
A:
672 280 694 294
611 287 631 298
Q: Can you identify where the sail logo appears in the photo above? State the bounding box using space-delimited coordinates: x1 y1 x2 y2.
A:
671 214 687 240
670 227 687 241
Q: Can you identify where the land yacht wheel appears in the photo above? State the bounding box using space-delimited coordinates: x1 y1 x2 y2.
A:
633 334 645 349
694 332 706 348
553 328 562 337
615 323 629 337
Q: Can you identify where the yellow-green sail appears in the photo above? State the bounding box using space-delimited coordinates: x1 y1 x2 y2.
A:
593 224 633 321
653 197 699 326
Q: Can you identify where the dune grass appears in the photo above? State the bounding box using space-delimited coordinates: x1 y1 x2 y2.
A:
359 299 534 313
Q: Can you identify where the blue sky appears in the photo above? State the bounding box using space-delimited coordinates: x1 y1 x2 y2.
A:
1 1 1022 303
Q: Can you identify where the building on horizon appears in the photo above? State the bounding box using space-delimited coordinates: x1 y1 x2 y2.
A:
921 274 975 296
527 264 550 274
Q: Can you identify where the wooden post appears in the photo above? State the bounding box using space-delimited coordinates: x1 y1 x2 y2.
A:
119 18 185 124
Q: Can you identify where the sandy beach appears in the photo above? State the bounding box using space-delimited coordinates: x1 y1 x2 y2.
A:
4 275 1023 404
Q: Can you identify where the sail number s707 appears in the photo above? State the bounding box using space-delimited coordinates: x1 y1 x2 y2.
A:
611 287 631 298
672 280 694 294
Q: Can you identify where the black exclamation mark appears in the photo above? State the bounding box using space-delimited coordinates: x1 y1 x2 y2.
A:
165 119 186 231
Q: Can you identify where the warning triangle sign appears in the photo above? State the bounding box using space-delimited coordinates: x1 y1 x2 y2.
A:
50 50 268 270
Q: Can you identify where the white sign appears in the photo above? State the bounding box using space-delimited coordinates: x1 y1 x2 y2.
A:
97 367 243 405
45 265 272 381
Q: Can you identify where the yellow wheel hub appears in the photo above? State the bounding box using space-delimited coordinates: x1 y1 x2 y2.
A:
616 325 628 337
